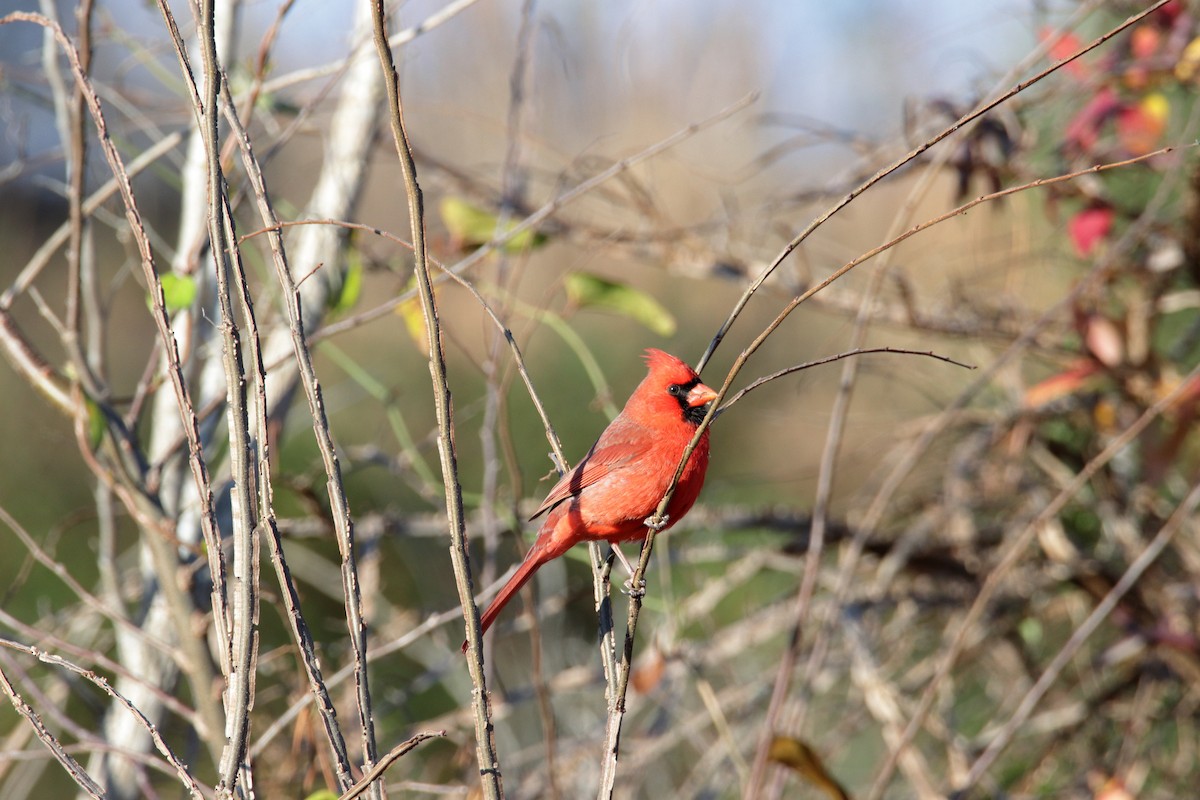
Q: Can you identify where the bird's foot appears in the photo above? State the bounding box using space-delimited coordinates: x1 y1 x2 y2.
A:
643 513 669 532
623 575 648 598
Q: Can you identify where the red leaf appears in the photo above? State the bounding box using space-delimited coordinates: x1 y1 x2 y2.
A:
1024 360 1101 408
1040 27 1090 80
1117 94 1168 155
1064 87 1121 152
1130 24 1162 61
1069 206 1115 257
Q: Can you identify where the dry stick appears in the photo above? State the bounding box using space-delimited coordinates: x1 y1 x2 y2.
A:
717 349 974 413
955 475 1200 796
60 0 94 393
220 0 391 789
337 732 445 800
369 3 503 799
218 198 264 798
0 639 205 798
0 653 104 800
185 1 261 793
4 6 232 757
215 87 364 798
694 0 1173 375
219 2 389 783
218 39 382 800
483 5 564 791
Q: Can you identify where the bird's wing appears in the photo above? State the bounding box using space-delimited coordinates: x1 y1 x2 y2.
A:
528 434 646 520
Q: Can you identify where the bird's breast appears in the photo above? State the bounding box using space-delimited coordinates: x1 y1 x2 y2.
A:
549 432 710 546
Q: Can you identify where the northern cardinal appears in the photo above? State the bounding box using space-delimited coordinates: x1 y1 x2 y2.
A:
464 349 718 651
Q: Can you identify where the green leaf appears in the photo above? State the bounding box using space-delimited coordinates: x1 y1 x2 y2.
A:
301 792 339 800
1018 617 1043 648
330 251 364 316
155 273 197 313
564 272 676 336
84 396 106 451
439 196 547 252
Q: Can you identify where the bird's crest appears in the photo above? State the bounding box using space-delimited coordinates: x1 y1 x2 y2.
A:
643 348 698 381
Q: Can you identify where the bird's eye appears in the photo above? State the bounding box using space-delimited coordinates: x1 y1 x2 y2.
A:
667 384 684 397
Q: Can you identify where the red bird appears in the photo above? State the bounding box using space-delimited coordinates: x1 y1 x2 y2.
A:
466 349 718 650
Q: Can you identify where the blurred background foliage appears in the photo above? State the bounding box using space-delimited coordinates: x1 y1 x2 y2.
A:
2 1 1200 798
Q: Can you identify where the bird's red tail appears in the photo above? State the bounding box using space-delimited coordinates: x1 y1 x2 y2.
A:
461 546 550 653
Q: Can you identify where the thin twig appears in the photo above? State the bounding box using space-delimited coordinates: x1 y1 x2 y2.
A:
695 0 1173 374
370 3 503 798
189 1 260 792
0 639 205 798
717 348 974 414
0 650 105 800
337 731 445 800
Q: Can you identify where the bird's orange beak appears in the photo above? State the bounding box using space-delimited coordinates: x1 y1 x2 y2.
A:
685 381 719 409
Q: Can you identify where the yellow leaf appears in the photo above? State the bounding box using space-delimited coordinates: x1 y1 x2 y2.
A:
768 735 852 800
1117 93 1168 156
395 276 431 355
1175 36 1200 81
